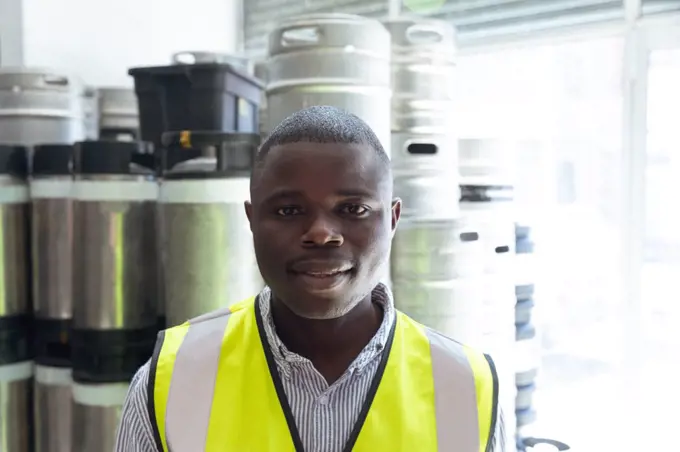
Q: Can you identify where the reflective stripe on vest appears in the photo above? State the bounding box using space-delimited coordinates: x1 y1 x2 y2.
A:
148 296 499 452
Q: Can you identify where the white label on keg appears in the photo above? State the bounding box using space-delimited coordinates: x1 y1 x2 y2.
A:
73 180 158 201
30 179 72 199
160 178 250 204
72 381 130 407
35 365 72 385
0 184 29 204
0 361 33 382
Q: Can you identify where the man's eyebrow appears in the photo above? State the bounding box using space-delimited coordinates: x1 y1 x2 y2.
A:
261 188 377 204
335 189 376 198
261 188 302 204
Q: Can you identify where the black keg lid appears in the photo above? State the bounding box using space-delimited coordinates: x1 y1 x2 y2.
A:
160 130 260 179
0 145 28 178
74 140 155 175
32 144 74 176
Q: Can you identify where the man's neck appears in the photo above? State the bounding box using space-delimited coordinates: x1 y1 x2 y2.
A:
270 293 384 383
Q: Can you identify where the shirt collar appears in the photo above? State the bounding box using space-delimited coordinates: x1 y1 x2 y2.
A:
258 283 396 377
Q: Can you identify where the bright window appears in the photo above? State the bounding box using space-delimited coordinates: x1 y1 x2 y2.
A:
457 37 627 450
640 47 680 449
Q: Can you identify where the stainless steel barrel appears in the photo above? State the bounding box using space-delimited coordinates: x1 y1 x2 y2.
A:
155 199 166 330
461 214 515 275
72 381 129 451
71 140 157 450
31 144 74 359
459 139 516 273
515 223 537 295
0 145 30 319
391 134 459 220
391 219 486 336
0 68 86 145
34 365 72 452
160 131 262 326
266 13 391 153
98 87 139 141
458 139 517 187
82 87 100 140
0 144 32 452
387 18 459 299
254 60 268 138
30 144 74 452
71 142 158 335
458 138 517 449
0 362 33 452
385 18 458 219
515 224 539 437
382 18 456 135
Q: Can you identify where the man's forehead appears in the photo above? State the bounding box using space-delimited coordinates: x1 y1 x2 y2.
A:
262 143 379 185
252 141 390 198
262 141 375 166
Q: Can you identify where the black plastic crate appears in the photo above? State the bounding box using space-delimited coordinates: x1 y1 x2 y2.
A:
128 63 264 148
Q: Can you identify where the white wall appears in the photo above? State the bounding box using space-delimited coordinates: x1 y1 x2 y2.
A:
1 0 242 86
0 0 23 65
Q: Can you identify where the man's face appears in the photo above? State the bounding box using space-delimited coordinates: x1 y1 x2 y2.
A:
246 142 400 319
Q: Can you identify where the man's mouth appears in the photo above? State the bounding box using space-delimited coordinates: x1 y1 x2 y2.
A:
288 260 354 287
290 266 353 293
297 268 351 278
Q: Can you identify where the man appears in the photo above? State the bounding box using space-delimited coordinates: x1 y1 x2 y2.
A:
115 106 505 452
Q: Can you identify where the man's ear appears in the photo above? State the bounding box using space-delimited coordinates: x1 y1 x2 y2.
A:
244 201 253 231
390 198 402 237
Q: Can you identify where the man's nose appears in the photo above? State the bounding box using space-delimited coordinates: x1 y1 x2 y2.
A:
301 213 344 247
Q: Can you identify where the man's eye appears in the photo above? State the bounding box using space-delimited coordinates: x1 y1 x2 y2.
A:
276 206 302 216
340 204 369 216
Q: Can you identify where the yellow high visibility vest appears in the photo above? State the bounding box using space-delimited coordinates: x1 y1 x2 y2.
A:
147 296 499 452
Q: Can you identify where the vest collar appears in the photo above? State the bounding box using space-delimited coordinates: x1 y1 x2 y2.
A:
257 284 396 378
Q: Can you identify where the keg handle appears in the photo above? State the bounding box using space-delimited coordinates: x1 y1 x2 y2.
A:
522 437 571 451
279 26 321 48
405 141 438 155
41 74 70 87
405 24 446 45
459 232 479 242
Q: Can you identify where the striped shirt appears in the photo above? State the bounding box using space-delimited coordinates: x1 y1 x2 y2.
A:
114 284 505 451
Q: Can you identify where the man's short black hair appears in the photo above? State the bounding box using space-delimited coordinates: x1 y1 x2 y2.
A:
255 105 390 169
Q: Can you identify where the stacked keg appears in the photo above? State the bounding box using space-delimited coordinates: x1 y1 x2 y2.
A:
130 51 264 326
82 87 100 139
31 144 75 452
265 13 391 153
514 223 541 436
264 13 391 285
254 60 268 138
71 140 158 451
0 68 87 146
159 131 263 326
98 87 140 140
0 145 31 452
458 139 518 450
387 17 462 324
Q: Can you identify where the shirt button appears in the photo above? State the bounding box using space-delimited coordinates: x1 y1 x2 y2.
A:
317 396 329 405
